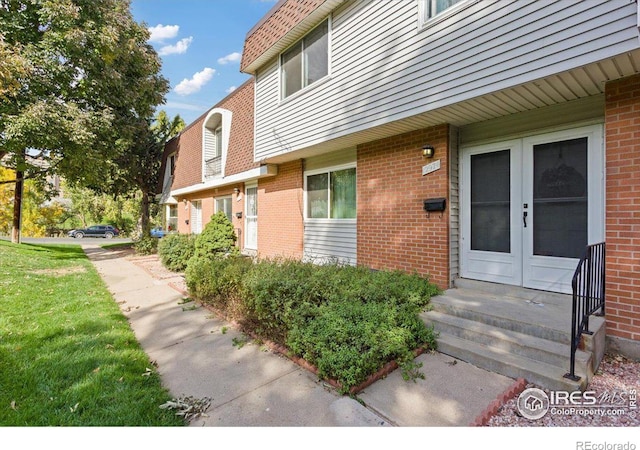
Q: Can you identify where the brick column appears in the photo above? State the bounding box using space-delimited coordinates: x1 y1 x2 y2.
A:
604 74 640 354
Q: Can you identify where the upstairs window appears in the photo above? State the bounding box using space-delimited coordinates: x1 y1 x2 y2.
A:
281 19 329 99
204 126 223 178
420 0 467 22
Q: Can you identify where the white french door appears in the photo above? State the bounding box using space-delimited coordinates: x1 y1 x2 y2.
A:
461 125 604 294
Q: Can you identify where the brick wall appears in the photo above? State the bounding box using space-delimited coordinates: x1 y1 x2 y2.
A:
257 160 304 259
223 81 259 176
357 125 451 289
176 185 246 249
171 115 206 190
241 0 327 72
605 74 640 343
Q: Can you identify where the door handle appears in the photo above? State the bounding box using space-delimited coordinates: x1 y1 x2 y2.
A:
523 211 528 228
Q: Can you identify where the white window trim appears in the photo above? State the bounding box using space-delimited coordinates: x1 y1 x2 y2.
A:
303 162 357 222
418 0 476 29
279 16 332 102
215 195 233 222
201 108 233 182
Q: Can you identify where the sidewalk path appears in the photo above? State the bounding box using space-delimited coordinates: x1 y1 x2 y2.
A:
83 244 515 427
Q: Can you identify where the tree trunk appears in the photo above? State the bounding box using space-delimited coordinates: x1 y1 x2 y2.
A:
140 189 151 238
11 152 25 244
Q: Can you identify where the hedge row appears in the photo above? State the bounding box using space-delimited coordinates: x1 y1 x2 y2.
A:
185 256 440 393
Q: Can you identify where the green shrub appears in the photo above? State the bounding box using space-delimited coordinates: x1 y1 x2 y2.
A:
157 233 196 272
133 236 158 255
193 211 238 260
287 299 436 393
185 256 440 393
185 255 252 319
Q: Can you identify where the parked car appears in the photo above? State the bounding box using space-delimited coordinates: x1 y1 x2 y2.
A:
150 227 167 238
68 225 120 239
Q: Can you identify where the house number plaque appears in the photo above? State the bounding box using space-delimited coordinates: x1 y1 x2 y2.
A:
422 159 441 176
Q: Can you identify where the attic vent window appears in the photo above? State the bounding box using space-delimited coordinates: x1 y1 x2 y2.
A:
281 19 329 99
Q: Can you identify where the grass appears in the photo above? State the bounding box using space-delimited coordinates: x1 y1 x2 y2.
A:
0 240 185 426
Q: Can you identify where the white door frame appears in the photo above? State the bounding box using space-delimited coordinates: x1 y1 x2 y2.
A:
460 124 604 294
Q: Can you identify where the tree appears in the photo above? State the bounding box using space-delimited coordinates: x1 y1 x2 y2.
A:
110 111 184 238
0 0 169 242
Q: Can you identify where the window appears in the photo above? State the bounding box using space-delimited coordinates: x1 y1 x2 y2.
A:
167 204 178 232
306 167 356 219
281 19 329 99
215 196 233 222
204 127 223 178
420 0 466 22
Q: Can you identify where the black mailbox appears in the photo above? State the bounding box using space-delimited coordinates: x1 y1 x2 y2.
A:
424 198 446 212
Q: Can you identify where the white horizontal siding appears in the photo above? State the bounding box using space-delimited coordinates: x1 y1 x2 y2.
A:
303 220 357 265
254 0 639 161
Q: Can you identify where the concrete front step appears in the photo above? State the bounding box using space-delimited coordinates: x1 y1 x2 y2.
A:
423 310 591 370
422 280 604 392
436 333 587 391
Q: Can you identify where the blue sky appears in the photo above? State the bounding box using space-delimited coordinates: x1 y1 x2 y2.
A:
130 0 278 125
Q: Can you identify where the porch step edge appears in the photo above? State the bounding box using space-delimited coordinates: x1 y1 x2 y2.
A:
436 333 587 392
430 297 571 343
423 310 591 370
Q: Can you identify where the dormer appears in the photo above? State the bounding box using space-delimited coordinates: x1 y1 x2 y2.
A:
202 108 232 181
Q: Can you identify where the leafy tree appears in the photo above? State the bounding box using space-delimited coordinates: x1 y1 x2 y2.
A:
110 110 184 238
0 0 169 242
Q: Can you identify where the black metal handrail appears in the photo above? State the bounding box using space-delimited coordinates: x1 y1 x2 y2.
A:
564 242 606 382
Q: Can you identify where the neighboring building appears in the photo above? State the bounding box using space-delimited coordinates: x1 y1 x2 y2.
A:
157 79 277 253
237 0 640 355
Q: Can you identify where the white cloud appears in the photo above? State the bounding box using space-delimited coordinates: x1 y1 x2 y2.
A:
225 85 237 94
148 24 179 42
159 37 193 56
174 68 216 96
217 52 242 65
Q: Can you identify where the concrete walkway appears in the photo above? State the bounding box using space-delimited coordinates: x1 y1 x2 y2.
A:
83 244 515 427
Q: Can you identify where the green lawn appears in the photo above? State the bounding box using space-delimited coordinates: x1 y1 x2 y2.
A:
0 240 184 426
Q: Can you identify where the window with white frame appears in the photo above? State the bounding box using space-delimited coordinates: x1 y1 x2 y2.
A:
215 196 233 222
420 0 467 23
306 167 356 219
281 18 329 99
204 127 223 178
167 204 178 232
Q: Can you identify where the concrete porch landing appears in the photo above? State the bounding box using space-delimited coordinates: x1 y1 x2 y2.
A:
421 279 606 392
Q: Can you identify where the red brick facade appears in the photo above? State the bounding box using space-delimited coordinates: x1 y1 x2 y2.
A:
223 82 259 176
604 73 640 343
241 0 327 72
357 125 451 290
257 160 304 259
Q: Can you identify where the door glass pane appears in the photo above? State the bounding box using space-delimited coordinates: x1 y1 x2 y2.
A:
533 138 587 258
307 173 328 218
330 168 356 219
471 150 511 253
